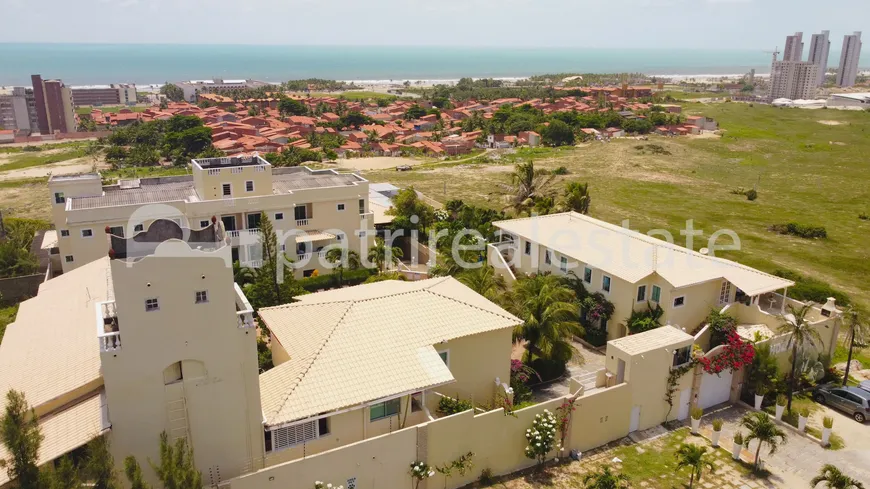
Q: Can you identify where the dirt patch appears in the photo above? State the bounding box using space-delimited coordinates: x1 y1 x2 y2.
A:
0 183 52 220
328 156 423 171
818 120 844 126
0 157 108 181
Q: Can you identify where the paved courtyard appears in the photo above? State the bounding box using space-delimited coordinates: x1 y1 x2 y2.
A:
696 403 870 486
529 339 606 401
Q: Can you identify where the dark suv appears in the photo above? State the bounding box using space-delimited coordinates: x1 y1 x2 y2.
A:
813 384 870 423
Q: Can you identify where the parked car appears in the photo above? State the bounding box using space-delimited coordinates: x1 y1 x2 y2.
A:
860 380 870 393
813 383 870 422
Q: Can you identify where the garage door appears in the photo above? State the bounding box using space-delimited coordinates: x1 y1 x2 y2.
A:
697 370 733 410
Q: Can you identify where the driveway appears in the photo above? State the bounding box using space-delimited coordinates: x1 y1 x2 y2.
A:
699 404 870 486
530 340 606 401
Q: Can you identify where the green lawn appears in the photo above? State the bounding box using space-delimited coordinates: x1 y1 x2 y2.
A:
0 148 88 172
365 103 870 312
76 105 148 115
0 304 19 345
657 90 734 100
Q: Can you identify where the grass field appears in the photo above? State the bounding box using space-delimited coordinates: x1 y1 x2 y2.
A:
365 103 870 311
76 105 148 115
291 90 399 101
658 90 734 100
0 148 88 171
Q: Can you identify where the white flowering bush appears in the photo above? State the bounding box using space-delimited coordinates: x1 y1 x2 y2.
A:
524 409 561 466
409 461 435 489
313 482 344 489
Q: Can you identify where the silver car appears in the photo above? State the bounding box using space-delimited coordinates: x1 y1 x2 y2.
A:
813 384 870 423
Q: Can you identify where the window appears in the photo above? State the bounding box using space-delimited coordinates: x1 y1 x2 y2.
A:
134 224 144 232
673 346 692 367
303 269 315 278
438 350 449 366
274 212 284 221
222 183 232 197
145 298 159 312
524 241 531 255
294 206 308 221
719 281 732 305
673 296 686 308
270 420 319 452
602 275 612 293
108 226 124 237
337 203 346 211
583 267 592 284
200 220 209 228
411 392 423 412
636 285 647 303
359 198 365 214
560 256 568 273
60 229 70 237
318 417 329 436
336 233 344 241
544 250 551 265
195 290 208 303
245 180 254 192
81 229 93 238
370 398 401 421
64 255 74 263
651 285 661 303
54 192 65 204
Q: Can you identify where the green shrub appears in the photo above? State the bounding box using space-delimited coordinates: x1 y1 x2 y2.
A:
552 166 569 175
769 222 827 239
626 302 664 334
479 468 495 485
799 407 810 418
773 269 850 306
733 432 744 445
707 309 737 347
712 418 724 431
690 407 703 420
528 357 566 382
823 416 834 429
776 394 787 406
583 327 607 347
746 188 758 201
859 213 869 221
438 396 474 415
297 268 375 292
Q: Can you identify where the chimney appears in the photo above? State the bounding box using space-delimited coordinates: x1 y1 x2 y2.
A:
820 297 838 318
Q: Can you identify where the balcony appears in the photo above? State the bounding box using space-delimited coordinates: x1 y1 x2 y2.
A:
234 283 255 329
296 219 310 227
96 300 121 352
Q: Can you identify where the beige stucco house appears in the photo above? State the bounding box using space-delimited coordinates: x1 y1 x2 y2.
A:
488 212 795 340
48 154 375 279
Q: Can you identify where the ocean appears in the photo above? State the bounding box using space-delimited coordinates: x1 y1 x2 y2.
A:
0 43 865 86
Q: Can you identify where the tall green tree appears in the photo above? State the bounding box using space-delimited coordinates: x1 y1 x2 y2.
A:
124 456 151 489
675 444 715 489
149 432 202 489
495 161 557 215
540 119 575 146
278 98 307 117
507 274 583 364
243 214 288 309
841 308 868 386
325 248 361 286
0 390 43 489
777 303 823 411
160 83 185 102
50 456 81 489
581 465 630 489
367 238 403 273
559 181 591 214
740 411 787 470
85 435 118 489
457 265 506 304
811 464 865 489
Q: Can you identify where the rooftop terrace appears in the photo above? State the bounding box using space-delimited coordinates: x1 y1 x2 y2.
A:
192 154 270 169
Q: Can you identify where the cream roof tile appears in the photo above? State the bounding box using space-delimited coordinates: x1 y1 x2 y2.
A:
494 212 793 296
0 258 110 413
609 326 694 356
258 277 520 426
0 393 106 486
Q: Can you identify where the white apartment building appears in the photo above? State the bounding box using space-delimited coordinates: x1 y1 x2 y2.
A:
0 87 39 133
176 79 269 103
769 61 820 100
837 31 863 87
808 30 831 87
48 154 375 279
783 32 804 62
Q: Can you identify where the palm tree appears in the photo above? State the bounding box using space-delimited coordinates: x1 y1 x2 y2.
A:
582 465 630 489
740 411 787 470
675 444 715 489
507 274 584 363
778 303 823 411
841 308 868 386
811 464 866 489
325 248 361 286
367 238 403 273
232 260 254 286
457 265 507 303
495 161 556 215
559 181 591 214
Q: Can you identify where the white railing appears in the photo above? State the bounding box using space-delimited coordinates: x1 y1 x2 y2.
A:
234 283 255 329
207 168 222 176
255 165 266 172
99 332 122 352
243 259 262 268
227 230 240 238
246 228 261 235
96 300 121 353
296 219 309 227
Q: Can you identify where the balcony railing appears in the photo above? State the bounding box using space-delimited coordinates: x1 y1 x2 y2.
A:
246 228 261 235
296 219 309 227
296 250 327 262
243 259 263 268
96 300 121 353
234 283 255 329
227 230 240 238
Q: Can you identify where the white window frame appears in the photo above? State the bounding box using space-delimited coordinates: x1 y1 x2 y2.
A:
673 296 686 308
559 256 568 273
221 183 232 197
651 285 662 303
583 267 593 284
145 297 160 312
636 285 647 303
64 255 74 263
274 212 284 221
337 203 346 211
54 192 65 204
719 281 732 305
269 419 323 453
60 229 70 237
437 349 450 367
195 290 208 304
81 229 94 238
602 275 612 294
245 180 254 192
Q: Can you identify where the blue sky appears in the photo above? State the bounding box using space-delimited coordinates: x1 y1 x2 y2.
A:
0 0 866 49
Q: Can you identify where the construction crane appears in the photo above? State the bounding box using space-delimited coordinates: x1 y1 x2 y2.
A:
763 47 781 64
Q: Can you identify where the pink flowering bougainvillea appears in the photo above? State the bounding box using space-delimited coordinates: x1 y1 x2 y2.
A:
699 332 755 375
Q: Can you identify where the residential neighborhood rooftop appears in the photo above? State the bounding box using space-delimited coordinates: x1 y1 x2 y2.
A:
257 277 521 427
608 325 694 356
